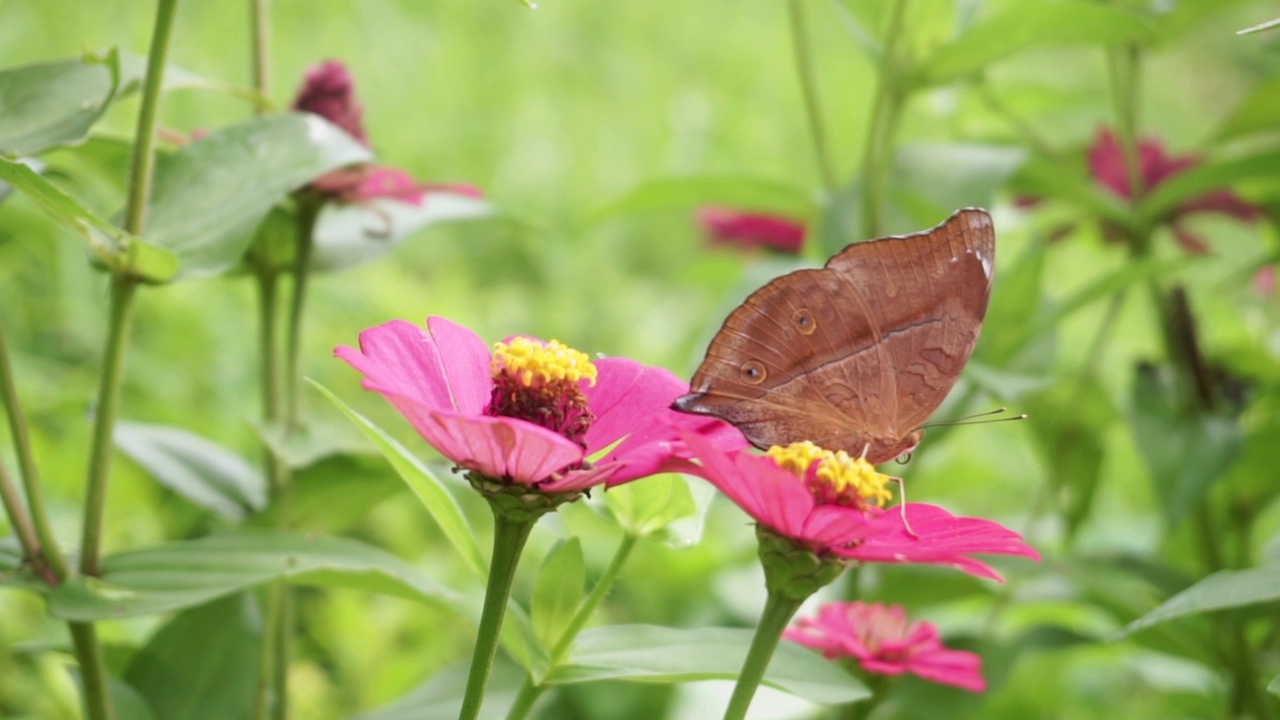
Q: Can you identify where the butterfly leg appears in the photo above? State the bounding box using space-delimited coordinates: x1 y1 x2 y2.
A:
889 476 919 539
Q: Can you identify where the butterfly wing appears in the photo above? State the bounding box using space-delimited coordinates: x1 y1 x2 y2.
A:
673 208 995 461
825 207 995 434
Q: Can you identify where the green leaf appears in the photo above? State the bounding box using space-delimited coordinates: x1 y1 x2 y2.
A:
1024 256 1196 343
890 143 1026 223
603 473 698 540
1215 76 1280 142
311 380 486 579
114 420 267 522
586 175 815 226
125 593 261 720
1270 674 1280 696
312 190 492 272
0 156 178 281
915 2 1152 87
547 625 868 704
114 52 259 104
254 451 404 532
1023 380 1116 540
1120 565 1280 636
145 113 371 279
1130 364 1243 524
0 51 119 154
65 672 156 720
354 661 523 720
1007 153 1133 227
531 538 585 649
48 531 459 621
1138 149 1280 222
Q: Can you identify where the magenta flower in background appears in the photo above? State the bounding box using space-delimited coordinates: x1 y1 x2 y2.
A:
786 601 986 693
337 317 743 493
675 430 1038 580
696 206 806 254
1089 127 1262 253
291 60 480 208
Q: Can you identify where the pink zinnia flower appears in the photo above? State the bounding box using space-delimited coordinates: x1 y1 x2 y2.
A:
675 431 1038 581
1089 127 1262 253
291 61 480 209
786 601 985 692
337 317 744 493
696 206 806 254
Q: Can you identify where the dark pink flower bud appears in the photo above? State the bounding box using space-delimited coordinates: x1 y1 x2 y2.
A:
291 60 368 145
696 206 806 254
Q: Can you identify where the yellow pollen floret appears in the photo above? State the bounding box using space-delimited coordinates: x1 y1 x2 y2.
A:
492 337 598 387
766 441 894 507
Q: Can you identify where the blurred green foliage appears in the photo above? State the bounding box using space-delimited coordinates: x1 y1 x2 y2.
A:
2 0 1280 718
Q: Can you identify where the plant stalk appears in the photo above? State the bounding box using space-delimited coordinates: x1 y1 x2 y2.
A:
504 533 639 720
459 513 536 720
0 321 65 583
123 0 180 237
250 0 272 114
859 0 910 238
722 591 804 720
787 0 838 193
283 196 323 431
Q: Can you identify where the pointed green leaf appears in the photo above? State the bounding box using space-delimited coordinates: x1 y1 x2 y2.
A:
1130 364 1243 524
145 113 371 279
547 625 868 704
0 51 119 154
915 3 1152 87
1120 565 1280 636
353 661 523 720
1138 149 1280 222
311 381 485 578
125 594 261 720
603 473 698 540
531 538 585 648
0 156 177 281
115 420 267 522
1216 76 1280 141
48 531 459 620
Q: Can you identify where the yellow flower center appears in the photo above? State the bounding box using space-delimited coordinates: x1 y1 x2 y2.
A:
491 337 597 388
766 441 893 509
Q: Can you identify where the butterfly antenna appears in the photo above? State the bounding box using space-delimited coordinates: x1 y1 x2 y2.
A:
917 407 1028 430
890 477 919 539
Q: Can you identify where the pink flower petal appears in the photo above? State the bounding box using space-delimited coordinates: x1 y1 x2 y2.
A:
677 429 814 536
335 317 492 415
838 503 1039 581
387 401 583 484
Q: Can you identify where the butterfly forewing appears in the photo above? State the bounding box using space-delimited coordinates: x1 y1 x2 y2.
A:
674 208 996 462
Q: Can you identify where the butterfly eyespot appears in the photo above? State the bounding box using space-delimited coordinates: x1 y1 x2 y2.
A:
791 307 817 335
740 360 767 385
896 452 913 465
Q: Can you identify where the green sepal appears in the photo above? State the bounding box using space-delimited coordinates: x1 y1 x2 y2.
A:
756 526 845 602
466 471 581 524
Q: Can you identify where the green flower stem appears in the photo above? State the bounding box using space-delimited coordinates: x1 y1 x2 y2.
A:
722 590 805 720
787 0 838 194
460 514 537 720
79 277 139 577
123 0 180 237
0 457 40 574
69 622 114 720
0 321 66 582
859 0 911 238
1106 45 1144 205
250 0 272 114
283 196 323 431
504 533 639 720
256 272 288 493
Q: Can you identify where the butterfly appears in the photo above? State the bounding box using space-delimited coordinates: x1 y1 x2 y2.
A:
672 208 995 464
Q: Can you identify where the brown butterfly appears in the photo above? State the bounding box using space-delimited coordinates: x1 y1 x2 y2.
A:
672 207 995 464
